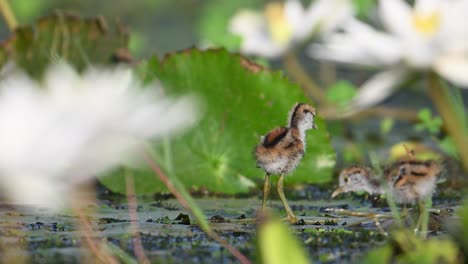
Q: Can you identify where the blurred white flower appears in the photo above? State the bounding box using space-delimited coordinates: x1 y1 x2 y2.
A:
229 0 353 58
0 63 200 210
310 0 468 111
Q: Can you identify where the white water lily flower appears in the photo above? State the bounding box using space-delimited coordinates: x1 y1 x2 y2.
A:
310 0 468 111
0 64 200 210
229 0 353 58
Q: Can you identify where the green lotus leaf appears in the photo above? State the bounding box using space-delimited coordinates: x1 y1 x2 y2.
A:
100 48 335 194
0 11 130 78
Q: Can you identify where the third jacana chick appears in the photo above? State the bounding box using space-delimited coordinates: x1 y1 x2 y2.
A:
254 103 317 224
384 160 441 204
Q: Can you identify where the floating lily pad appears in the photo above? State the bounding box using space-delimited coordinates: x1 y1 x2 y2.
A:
0 11 130 78
100 48 335 194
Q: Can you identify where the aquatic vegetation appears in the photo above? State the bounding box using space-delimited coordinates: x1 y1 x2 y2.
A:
0 12 130 79
363 229 460 264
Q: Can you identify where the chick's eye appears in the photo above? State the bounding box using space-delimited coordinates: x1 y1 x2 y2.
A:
399 167 406 174
344 177 348 183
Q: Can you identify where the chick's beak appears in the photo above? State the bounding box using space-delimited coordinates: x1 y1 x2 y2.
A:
331 186 344 198
312 123 318 129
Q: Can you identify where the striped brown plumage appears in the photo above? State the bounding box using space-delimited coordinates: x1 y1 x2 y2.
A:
254 103 317 223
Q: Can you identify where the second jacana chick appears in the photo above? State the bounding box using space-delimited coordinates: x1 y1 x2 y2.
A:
331 166 383 198
254 103 317 224
331 160 441 203
332 160 442 231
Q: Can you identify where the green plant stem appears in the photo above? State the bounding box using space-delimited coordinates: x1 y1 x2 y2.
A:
104 242 138 264
162 137 174 175
0 0 17 31
385 188 403 227
283 51 327 105
419 197 431 239
369 151 402 227
427 72 468 172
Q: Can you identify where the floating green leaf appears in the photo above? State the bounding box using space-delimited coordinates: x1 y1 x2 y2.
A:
0 11 130 78
100 48 335 194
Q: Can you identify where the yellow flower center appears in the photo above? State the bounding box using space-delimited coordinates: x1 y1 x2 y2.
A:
412 11 440 37
264 2 292 44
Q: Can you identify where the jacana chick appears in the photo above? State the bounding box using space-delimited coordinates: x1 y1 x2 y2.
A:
384 160 441 204
254 103 317 223
332 159 442 231
331 160 441 204
331 166 383 198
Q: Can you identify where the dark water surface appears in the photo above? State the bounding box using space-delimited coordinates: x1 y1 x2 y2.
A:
0 185 461 264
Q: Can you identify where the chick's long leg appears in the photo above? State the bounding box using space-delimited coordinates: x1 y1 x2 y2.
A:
262 173 271 212
277 174 298 224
